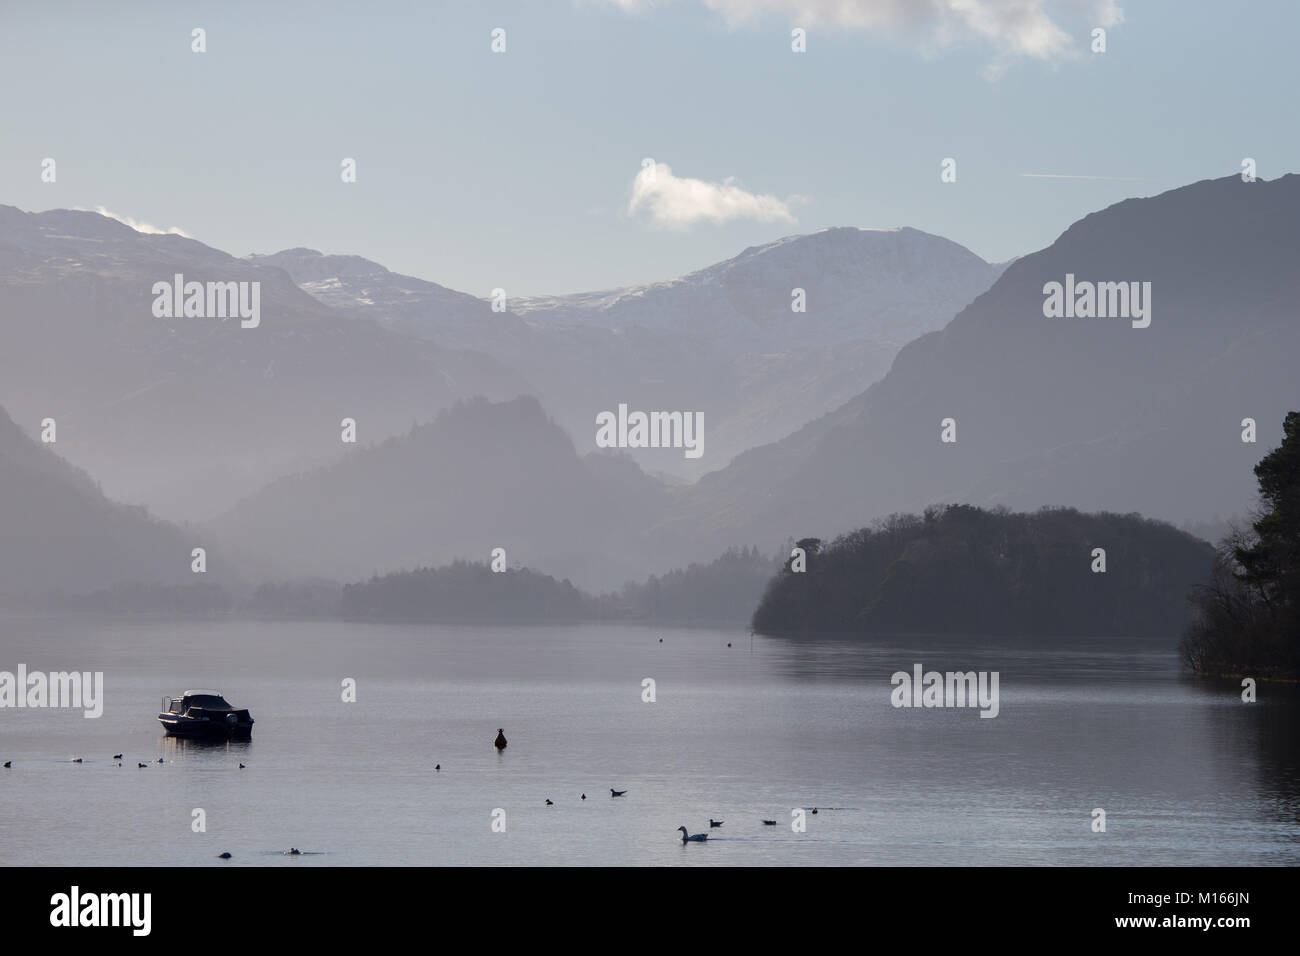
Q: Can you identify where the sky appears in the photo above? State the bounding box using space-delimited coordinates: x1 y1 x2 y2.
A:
1 0 1296 296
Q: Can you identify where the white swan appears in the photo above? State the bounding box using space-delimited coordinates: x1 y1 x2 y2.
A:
677 826 708 842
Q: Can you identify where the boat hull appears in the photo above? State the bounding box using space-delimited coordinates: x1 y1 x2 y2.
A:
158 714 254 740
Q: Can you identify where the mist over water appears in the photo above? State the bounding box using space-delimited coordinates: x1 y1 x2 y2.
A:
2 616 1295 867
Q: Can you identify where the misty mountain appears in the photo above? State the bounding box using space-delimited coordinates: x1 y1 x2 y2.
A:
662 175 1300 561
0 403 194 599
260 228 1004 478
210 395 673 590
0 206 531 521
11 174 1287 599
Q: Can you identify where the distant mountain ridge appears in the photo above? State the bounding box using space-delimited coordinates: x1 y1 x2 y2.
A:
0 205 530 520
211 175 1300 591
259 227 1006 479
8 175 1289 598
509 226 1002 347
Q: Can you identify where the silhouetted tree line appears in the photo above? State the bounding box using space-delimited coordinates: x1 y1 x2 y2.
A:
28 545 777 624
593 546 779 623
339 560 593 623
1182 412 1300 680
751 504 1215 638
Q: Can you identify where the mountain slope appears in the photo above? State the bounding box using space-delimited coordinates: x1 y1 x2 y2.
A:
0 207 531 520
0 404 196 599
210 395 673 590
662 174 1300 560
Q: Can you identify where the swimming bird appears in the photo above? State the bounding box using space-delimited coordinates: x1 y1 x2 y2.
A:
494 729 508 750
610 789 626 797
156 757 164 764
112 754 122 760
545 799 553 806
677 826 708 842
218 852 232 859
658 638 663 643
138 763 147 768
710 819 724 828
72 758 82 763
581 793 586 800
761 819 777 826
238 763 246 769
435 764 440 771
3 761 10 768
727 643 732 647
810 807 818 814
287 848 302 856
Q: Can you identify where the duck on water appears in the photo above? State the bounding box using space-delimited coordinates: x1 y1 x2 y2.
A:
494 729 507 750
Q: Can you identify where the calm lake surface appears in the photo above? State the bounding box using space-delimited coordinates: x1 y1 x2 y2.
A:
1 615 1297 866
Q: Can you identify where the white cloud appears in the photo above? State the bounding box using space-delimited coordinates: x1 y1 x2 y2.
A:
628 162 798 228
77 206 191 238
590 0 1124 67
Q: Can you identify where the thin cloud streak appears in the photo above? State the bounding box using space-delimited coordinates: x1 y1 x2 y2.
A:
1019 173 1153 181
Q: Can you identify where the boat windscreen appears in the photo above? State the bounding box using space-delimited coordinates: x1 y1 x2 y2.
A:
186 694 232 709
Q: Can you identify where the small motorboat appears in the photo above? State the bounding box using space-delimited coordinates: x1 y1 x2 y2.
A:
158 691 254 740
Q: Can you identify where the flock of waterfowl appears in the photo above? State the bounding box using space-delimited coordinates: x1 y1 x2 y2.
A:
3 755 248 770
6 719 823 850
4 722 818 852
491 727 811 844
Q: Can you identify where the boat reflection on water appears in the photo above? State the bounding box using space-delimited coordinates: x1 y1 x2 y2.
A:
160 734 252 759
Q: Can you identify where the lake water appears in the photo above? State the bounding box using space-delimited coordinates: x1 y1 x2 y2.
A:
1 615 1297 866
